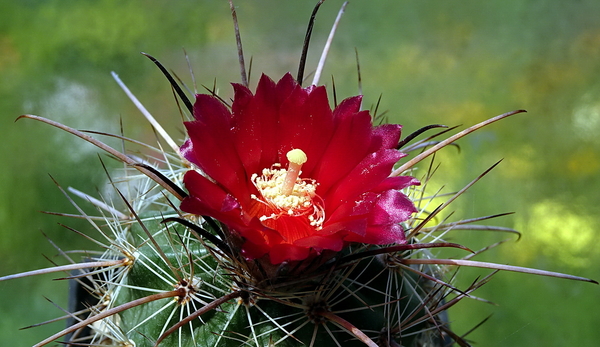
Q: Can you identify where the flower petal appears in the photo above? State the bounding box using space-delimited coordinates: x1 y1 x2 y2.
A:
184 95 249 201
324 149 404 211
231 83 263 176
181 170 239 215
369 123 402 152
278 87 335 176
373 176 421 192
369 189 418 225
269 244 310 264
344 223 407 245
313 107 374 193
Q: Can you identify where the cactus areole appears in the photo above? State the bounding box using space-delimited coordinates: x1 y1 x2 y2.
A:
180 73 419 265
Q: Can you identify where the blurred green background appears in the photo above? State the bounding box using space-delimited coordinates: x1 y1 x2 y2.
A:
1 0 599 346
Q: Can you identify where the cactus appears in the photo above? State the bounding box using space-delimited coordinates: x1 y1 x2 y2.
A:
1 2 596 347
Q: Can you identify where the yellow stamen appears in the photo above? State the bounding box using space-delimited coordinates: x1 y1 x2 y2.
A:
281 149 307 195
251 149 324 229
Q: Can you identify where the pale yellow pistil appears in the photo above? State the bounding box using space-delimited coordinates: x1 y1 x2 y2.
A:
281 148 308 196
251 149 325 228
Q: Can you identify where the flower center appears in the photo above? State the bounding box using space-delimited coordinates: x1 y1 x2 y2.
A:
251 149 324 229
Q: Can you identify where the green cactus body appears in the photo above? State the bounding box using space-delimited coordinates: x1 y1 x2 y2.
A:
79 209 448 347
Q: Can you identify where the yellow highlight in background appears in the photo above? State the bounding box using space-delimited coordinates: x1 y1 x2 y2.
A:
514 200 599 268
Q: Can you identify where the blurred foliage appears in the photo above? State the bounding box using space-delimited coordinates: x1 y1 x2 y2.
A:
1 0 599 346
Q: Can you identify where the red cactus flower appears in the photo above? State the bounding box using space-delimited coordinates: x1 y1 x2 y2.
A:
180 73 419 264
